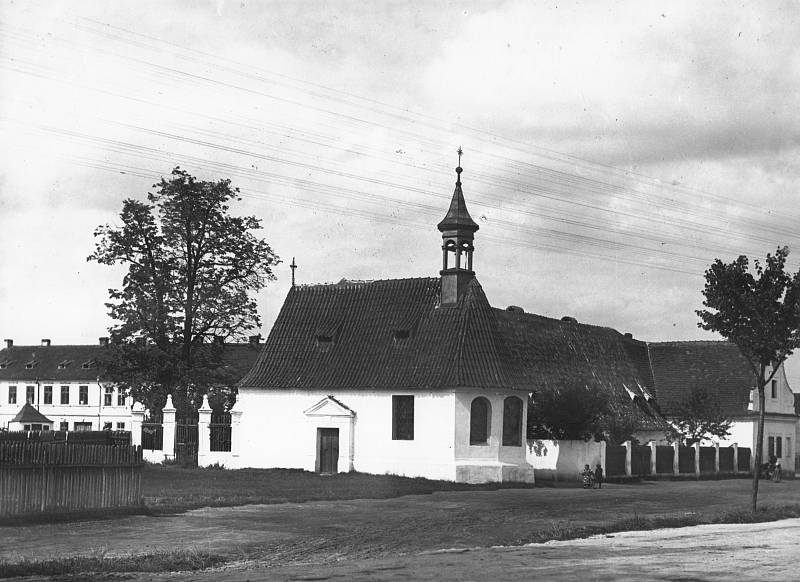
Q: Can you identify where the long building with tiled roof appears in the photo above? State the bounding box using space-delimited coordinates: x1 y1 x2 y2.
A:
0 337 263 432
232 160 797 481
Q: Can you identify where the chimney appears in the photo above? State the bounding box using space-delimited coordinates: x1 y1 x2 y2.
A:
248 334 262 346
41 339 51 347
4 339 13 349
99 337 109 346
624 332 633 339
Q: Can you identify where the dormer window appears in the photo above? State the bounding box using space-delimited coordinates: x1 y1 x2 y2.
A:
82 360 95 369
58 360 72 370
24 361 37 369
0 360 10 369
392 329 410 345
316 335 333 353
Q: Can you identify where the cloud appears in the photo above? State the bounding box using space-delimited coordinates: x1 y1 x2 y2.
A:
423 1 800 165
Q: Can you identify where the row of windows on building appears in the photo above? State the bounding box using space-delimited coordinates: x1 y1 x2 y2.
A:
21 421 127 432
390 395 525 446
5 385 126 406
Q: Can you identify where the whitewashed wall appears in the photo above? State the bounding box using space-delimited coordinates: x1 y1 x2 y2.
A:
453 390 534 482
235 389 459 481
526 439 605 481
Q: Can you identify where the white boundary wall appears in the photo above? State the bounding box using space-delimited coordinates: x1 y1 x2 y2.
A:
526 439 605 481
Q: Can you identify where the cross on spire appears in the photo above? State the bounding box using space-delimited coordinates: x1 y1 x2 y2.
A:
457 146 463 167
290 257 297 287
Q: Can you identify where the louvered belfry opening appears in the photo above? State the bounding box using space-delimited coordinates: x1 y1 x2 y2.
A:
437 165 479 307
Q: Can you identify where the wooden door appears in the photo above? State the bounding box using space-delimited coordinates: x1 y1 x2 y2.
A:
318 428 339 474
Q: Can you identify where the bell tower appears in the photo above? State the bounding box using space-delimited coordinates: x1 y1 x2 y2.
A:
437 149 479 307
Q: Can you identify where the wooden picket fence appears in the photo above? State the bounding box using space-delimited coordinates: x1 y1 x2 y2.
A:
0 442 144 518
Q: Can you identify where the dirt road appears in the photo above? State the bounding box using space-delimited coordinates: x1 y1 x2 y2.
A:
3 480 799 580
20 518 799 581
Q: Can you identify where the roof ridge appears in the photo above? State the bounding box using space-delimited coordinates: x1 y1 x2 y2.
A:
648 340 732 346
293 276 439 290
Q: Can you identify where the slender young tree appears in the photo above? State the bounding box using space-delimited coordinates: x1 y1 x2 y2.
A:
696 247 800 512
669 384 732 445
89 168 280 413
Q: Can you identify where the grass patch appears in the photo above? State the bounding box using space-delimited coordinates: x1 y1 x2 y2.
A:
0 549 225 578
142 465 535 514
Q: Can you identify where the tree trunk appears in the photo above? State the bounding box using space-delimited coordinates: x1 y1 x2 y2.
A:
752 366 767 513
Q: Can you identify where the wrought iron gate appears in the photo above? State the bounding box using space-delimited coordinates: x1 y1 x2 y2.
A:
175 417 198 466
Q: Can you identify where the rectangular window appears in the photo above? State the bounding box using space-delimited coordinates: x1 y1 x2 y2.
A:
391 395 414 440
117 391 126 406
776 437 783 459
771 380 777 398
104 386 113 406
79 385 88 405
8 385 16 404
103 421 112 430
59 421 69 432
61 385 70 405
26 385 35 404
786 437 792 459
74 422 92 432
768 436 775 458
43 385 53 404
116 422 125 430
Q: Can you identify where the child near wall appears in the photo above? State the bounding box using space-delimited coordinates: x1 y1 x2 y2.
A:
594 464 604 489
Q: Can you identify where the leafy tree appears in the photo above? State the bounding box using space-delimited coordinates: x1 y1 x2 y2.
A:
528 380 611 441
597 406 645 446
697 247 800 512
89 168 280 414
668 384 732 445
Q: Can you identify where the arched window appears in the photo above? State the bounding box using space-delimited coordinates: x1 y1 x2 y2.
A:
470 397 491 445
502 396 523 446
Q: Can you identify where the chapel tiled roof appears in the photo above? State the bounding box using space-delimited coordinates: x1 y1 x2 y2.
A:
11 403 53 424
238 273 770 429
238 277 515 391
647 341 755 417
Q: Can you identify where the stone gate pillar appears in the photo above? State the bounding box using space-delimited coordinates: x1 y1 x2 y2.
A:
230 399 243 467
649 441 657 475
197 395 212 467
161 394 176 461
624 441 632 477
130 402 145 448
672 441 680 476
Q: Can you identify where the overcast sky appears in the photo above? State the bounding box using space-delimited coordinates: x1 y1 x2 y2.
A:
2 1 800 388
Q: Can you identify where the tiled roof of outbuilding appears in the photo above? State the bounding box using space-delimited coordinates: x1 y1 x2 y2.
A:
493 308 663 427
11 403 53 424
238 277 515 391
647 341 755 417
